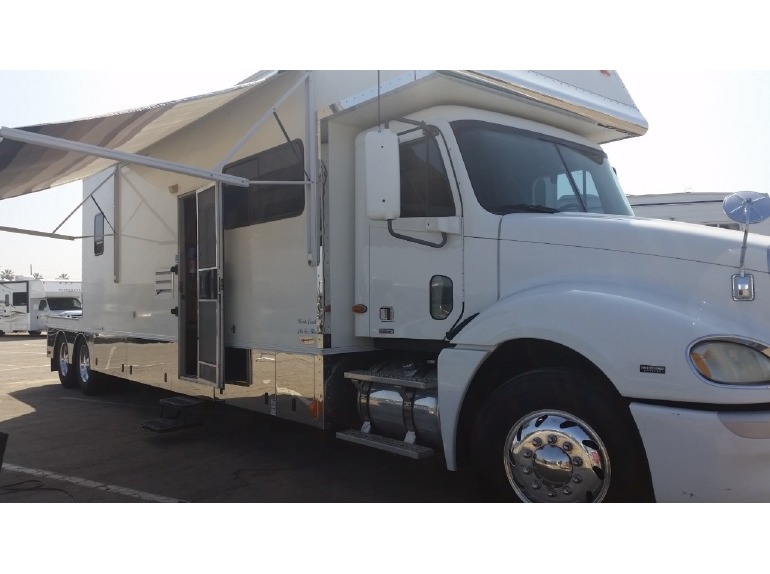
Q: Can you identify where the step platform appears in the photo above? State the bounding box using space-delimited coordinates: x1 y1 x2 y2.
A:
336 429 434 460
141 396 209 433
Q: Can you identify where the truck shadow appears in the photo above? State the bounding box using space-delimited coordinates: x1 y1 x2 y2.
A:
1 376 482 502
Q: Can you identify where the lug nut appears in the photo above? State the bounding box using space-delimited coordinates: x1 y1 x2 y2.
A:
522 466 533 475
563 486 573 496
531 481 542 490
532 437 543 447
522 448 533 459
547 489 557 498
563 442 572 452
547 434 557 444
572 456 583 467
572 475 583 484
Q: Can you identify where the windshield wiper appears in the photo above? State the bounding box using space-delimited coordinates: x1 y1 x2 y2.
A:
494 203 560 214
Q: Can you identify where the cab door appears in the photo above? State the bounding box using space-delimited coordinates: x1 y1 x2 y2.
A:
367 127 464 340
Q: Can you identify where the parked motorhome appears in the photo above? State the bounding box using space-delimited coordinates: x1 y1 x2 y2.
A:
3 70 770 502
0 278 81 335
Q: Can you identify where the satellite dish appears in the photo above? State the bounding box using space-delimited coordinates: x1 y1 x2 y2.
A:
723 191 770 225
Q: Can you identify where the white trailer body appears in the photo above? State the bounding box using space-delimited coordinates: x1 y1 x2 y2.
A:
3 70 770 502
0 279 81 335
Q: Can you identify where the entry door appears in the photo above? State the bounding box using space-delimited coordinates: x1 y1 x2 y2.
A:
196 186 224 388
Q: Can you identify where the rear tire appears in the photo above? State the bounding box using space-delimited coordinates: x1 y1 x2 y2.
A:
472 367 654 503
75 340 101 395
56 336 77 389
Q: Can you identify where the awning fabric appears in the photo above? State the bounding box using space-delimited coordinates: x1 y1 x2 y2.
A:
0 72 274 201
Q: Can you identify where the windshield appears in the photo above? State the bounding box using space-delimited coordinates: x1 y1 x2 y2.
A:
47 297 82 311
451 120 633 216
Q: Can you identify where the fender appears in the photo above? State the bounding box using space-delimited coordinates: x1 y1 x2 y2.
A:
438 280 770 469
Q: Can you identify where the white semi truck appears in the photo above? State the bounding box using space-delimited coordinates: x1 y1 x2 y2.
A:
0 278 82 336
1 70 770 502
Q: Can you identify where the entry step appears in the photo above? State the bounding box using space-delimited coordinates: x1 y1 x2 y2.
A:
336 429 434 460
141 396 209 433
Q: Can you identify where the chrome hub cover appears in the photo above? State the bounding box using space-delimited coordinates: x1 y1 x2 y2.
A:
58 341 69 376
504 410 610 502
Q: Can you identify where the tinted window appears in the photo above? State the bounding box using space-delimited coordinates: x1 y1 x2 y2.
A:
452 120 633 216
399 137 455 217
223 140 305 229
12 292 27 306
94 213 105 256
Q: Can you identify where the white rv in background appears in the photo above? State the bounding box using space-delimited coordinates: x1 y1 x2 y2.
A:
0 278 82 335
4 70 770 503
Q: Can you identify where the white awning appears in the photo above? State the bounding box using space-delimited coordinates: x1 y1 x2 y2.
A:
0 71 279 201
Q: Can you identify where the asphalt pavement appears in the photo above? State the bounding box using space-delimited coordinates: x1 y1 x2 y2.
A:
0 334 481 503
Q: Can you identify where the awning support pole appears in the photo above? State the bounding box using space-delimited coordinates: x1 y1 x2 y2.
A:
306 73 319 268
51 168 115 234
213 72 311 171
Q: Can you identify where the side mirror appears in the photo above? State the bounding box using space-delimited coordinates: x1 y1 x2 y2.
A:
722 191 770 301
723 191 770 225
362 129 400 220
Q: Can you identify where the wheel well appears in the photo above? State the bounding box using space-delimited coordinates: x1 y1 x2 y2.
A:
454 338 619 467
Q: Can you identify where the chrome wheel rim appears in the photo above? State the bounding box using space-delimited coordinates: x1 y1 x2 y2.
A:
504 410 610 503
78 345 90 383
58 340 69 377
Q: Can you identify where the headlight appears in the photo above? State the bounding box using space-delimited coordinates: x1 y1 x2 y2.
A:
689 339 770 386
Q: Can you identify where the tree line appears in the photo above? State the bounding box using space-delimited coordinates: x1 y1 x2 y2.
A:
0 270 70 280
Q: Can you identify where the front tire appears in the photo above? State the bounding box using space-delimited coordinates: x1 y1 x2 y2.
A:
472 368 654 503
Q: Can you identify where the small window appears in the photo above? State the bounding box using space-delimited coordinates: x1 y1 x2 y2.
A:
94 213 105 256
222 140 305 229
39 300 47 311
399 137 455 218
12 292 27 306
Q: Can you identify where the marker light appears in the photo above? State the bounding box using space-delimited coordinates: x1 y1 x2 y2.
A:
430 275 453 320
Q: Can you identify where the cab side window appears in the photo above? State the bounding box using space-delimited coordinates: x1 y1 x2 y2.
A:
399 137 455 218
39 300 47 311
